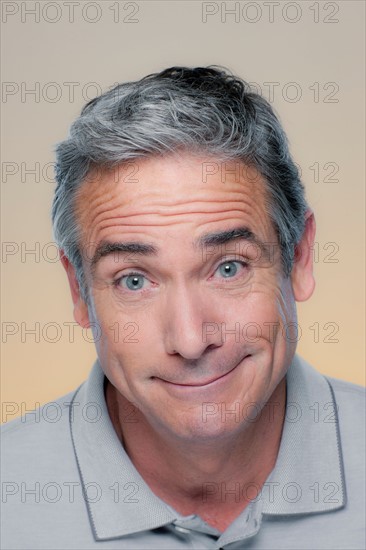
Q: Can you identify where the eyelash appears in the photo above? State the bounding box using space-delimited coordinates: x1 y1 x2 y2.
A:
112 259 250 293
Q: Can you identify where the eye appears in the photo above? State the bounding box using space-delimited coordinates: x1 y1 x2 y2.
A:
114 272 149 292
214 260 248 279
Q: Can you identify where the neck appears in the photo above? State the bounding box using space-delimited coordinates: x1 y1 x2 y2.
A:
105 377 286 531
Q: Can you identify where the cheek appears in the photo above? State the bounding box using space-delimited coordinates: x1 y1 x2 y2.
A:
236 277 288 322
233 276 296 346
88 302 156 369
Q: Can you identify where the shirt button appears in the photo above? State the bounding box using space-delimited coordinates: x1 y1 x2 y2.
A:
174 525 191 534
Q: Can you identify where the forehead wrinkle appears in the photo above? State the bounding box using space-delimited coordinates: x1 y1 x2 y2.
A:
85 194 268 224
81 170 264 210
88 205 269 239
76 186 120 241
82 206 273 266
80 188 251 227
77 171 273 256
140 187 258 205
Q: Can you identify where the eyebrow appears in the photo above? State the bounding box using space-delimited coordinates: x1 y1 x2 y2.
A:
196 227 262 249
90 226 265 273
90 241 158 273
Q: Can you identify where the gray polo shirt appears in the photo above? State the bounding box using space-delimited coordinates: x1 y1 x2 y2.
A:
1 355 365 549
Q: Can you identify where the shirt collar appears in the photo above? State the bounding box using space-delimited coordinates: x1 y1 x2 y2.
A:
70 360 177 540
261 354 346 515
70 354 346 541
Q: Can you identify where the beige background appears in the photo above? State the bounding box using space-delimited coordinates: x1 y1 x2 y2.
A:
1 0 365 422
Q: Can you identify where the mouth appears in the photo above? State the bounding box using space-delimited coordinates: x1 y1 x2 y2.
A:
155 355 251 389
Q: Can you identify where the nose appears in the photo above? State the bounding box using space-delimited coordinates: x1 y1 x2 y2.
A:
163 283 223 360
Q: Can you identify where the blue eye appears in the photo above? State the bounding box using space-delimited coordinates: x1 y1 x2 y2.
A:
117 273 147 291
215 260 246 279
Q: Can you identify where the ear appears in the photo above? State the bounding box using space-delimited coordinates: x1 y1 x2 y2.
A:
291 210 316 302
60 250 91 328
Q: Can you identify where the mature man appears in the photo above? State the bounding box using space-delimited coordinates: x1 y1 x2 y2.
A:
2 66 365 549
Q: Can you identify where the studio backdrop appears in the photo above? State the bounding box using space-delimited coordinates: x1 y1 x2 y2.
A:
1 0 365 421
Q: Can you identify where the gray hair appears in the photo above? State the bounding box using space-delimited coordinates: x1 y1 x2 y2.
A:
52 65 308 303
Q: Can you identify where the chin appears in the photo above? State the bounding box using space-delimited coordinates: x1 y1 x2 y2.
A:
162 408 248 443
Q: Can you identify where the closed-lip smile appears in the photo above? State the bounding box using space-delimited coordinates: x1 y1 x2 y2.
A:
156 355 250 388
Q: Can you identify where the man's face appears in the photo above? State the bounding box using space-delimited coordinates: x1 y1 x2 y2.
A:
64 154 315 442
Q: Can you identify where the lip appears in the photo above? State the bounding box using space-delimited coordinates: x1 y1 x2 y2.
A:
156 356 250 389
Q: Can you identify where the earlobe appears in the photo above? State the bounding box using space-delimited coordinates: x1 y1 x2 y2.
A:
60 250 91 328
291 210 316 302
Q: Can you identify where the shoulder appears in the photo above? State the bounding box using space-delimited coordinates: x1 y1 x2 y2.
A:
327 374 365 420
326 375 365 399
325 375 365 482
0 384 94 549
293 355 365 415
325 375 365 425
293 356 365 465
1 386 82 474
1 387 78 435
1 388 75 429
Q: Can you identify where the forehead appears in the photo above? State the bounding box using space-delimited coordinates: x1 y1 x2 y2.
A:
74 153 274 254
